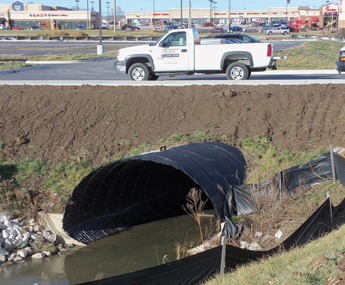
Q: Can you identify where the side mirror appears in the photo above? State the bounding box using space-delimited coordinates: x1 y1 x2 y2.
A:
160 42 170 47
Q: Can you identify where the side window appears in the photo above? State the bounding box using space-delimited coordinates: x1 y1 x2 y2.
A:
241 36 250 43
161 32 186 46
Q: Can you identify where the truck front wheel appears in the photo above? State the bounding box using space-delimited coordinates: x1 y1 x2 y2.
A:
128 63 150 81
226 62 249 80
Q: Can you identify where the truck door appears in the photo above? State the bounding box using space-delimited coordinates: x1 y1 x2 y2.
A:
152 31 191 72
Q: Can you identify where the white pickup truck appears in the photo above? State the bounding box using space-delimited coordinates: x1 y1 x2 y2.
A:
115 29 280 81
265 27 290 35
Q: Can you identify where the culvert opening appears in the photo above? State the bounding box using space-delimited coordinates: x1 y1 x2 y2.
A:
63 142 246 244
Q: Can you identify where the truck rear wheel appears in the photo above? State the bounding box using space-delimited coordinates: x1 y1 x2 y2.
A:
148 74 159 81
226 62 249 80
128 63 149 81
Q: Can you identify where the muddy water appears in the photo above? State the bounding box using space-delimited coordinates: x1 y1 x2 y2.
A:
1 212 218 284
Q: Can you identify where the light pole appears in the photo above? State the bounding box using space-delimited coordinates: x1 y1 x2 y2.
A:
87 0 89 29
214 1 217 23
188 0 191 28
152 0 155 29
106 1 110 22
180 0 183 27
75 0 79 10
228 0 231 31
208 0 214 23
113 0 116 33
90 1 94 10
97 0 104 55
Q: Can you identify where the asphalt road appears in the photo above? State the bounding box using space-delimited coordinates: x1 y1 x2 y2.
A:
0 38 305 56
0 57 344 85
0 39 344 85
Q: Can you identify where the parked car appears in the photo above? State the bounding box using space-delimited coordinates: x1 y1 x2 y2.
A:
76 25 86 30
12 25 23 30
213 33 261 43
265 26 290 35
336 46 345 74
209 27 226 33
229 26 242 32
122 24 140 31
164 24 178 31
30 25 43 30
203 22 214 27
0 24 5 30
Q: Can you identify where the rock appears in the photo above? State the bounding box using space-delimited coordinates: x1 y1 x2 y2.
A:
22 232 31 243
0 213 13 223
240 241 250 249
43 230 57 243
43 251 52 257
275 230 283 239
28 219 35 226
8 252 16 262
0 247 9 263
3 239 13 250
30 233 41 241
33 225 40 232
13 256 23 262
32 252 45 259
248 242 262 251
17 249 29 259
2 229 9 239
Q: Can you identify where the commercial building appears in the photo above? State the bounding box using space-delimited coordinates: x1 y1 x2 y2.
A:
0 1 344 31
126 2 345 30
0 0 98 30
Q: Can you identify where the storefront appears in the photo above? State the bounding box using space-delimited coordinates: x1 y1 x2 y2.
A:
0 1 98 30
126 4 345 29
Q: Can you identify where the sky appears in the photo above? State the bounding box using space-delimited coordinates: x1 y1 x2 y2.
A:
1 0 340 14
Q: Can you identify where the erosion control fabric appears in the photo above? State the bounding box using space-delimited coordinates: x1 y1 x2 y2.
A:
63 142 247 244
81 197 333 285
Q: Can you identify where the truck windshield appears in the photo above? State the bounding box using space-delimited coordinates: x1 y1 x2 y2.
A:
152 31 188 46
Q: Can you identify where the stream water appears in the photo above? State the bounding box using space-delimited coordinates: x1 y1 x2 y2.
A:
1 211 218 284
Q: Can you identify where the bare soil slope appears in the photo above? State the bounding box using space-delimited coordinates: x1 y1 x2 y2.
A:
1 84 345 165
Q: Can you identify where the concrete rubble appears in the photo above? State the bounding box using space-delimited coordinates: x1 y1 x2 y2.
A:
0 212 72 264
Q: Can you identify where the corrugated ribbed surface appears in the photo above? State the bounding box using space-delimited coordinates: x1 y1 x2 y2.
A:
63 142 246 244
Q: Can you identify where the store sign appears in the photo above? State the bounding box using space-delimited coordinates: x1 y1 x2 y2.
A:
29 13 68 17
324 5 338 15
12 0 24 11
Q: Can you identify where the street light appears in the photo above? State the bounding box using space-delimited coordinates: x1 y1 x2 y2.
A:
97 0 104 55
113 0 116 33
228 0 231 31
87 0 89 29
180 0 183 26
75 0 80 10
208 0 214 23
152 0 155 29
90 1 94 10
106 1 110 22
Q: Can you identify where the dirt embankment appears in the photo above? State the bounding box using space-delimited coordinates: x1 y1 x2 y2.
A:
1 84 345 165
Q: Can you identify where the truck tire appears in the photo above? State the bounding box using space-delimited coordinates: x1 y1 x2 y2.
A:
226 62 249 80
128 63 150 81
283 31 287 35
149 74 159 81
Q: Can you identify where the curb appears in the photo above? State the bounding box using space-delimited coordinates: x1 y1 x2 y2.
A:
26 56 116 65
0 64 43 74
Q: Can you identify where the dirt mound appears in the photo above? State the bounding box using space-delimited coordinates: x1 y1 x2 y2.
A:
0 84 345 165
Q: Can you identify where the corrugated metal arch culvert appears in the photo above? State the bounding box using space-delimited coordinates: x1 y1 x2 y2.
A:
62 142 246 244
